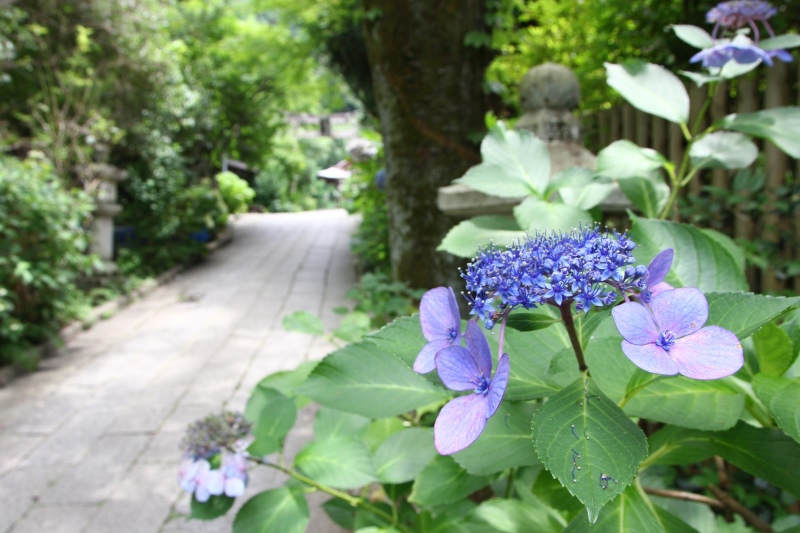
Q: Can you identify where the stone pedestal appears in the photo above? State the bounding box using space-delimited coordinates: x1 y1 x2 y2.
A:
438 63 629 218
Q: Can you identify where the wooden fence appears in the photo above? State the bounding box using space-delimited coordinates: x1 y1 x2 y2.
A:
583 62 800 294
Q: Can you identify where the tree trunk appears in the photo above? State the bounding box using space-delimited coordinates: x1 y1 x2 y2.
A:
362 0 492 290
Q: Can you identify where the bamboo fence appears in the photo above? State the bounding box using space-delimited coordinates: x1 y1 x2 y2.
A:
583 62 799 294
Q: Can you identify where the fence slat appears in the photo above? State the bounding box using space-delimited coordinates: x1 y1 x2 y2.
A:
735 76 760 289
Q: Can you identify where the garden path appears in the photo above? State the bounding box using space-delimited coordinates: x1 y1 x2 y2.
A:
0 210 357 533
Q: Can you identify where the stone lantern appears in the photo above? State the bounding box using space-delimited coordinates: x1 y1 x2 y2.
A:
79 158 128 274
437 63 628 217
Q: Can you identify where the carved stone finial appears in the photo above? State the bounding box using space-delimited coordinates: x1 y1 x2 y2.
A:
516 63 582 142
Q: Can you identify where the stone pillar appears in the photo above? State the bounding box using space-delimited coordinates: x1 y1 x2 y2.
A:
81 163 128 273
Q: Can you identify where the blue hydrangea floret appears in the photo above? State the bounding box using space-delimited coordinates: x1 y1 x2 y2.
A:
461 226 650 328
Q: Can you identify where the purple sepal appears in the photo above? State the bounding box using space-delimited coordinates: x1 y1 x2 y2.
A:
650 288 707 338
646 249 673 287
670 326 743 380
415 287 462 374
434 394 488 455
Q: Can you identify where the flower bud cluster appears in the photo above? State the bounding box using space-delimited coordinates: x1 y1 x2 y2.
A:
178 412 252 502
461 227 648 327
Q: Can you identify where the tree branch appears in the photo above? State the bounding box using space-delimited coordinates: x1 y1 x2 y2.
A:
707 484 774 533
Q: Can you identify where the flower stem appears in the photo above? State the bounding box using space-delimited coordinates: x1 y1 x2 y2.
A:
249 457 412 533
559 304 587 372
497 309 510 357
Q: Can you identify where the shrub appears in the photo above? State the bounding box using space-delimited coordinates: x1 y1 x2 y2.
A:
0 154 94 366
215 171 255 214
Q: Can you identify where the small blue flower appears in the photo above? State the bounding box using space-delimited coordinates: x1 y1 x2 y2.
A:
179 458 224 502
690 37 774 67
433 321 510 455
415 287 462 374
612 288 743 379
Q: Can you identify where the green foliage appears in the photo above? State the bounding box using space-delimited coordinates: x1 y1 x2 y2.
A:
344 272 423 329
215 172 255 214
0 155 93 366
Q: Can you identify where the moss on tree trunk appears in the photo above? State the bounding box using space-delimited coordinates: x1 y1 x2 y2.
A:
362 0 492 289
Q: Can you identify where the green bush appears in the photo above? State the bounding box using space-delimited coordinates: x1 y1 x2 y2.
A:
215 171 255 214
0 154 94 366
178 180 230 236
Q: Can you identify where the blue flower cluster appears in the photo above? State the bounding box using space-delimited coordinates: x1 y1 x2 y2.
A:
461 227 648 327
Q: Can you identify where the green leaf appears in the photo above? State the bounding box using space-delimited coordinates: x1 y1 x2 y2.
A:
705 292 800 340
618 175 669 218
453 401 540 475
455 163 536 198
718 108 800 158
233 487 309 533
468 128 551 195
671 25 714 49
333 312 372 343
565 484 698 532
753 375 800 444
367 315 426 368
644 423 800 497
190 495 235 521
605 62 690 125
294 436 377 489
361 417 406 453
469 498 566 533
298 341 448 418
689 132 758 170
596 140 667 179
257 361 317 402
437 215 525 259
559 181 616 210
513 197 593 234
679 70 723 88
323 498 356 530
313 407 371 441
282 311 324 336
409 455 490 507
244 387 297 456
753 322 796 376
506 312 561 332
700 228 745 271
631 216 748 292
759 34 800 50
544 167 593 200
373 428 437 484
532 378 648 523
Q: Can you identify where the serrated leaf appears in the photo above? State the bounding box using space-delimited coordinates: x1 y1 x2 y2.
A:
244 387 297 456
233 487 309 533
469 498 566 533
680 70 723 87
671 25 714 49
373 428 436 484
513 197 593 234
506 312 561 332
333 312 371 343
644 423 800 497
282 311 324 336
409 455 490 507
753 375 800 444
705 292 800 340
453 401 540 475
544 167 593 200
294 436 377 489
596 140 667 179
437 215 525 258
618 175 669 218
257 361 317 402
759 34 800 50
605 62 689 125
700 228 745 270
367 315 426 368
532 378 648 523
455 162 536 198
689 132 758 170
753 322 795 376
314 407 371 441
190 495 235 521
718 108 800 159
565 484 699 532
559 181 616 210
298 341 448 418
631 216 748 292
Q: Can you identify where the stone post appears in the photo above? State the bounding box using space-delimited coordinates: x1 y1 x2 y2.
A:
81 162 128 273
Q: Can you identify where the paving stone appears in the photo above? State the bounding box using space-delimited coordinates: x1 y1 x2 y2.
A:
0 467 59 533
10 504 97 533
0 434 42 476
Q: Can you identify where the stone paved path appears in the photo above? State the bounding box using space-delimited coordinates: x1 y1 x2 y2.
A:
0 210 357 533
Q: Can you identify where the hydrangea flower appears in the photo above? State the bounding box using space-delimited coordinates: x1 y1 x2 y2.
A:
178 412 253 501
461 226 649 327
707 1 777 31
690 36 774 67
433 321 510 454
415 287 462 373
612 288 743 379
179 458 224 502
641 248 674 303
